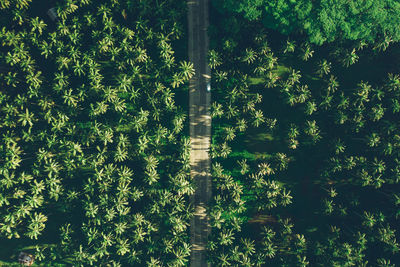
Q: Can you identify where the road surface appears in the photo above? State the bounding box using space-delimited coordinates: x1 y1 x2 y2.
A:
187 0 211 266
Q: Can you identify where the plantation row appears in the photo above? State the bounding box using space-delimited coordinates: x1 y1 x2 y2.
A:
0 0 195 266
207 9 400 266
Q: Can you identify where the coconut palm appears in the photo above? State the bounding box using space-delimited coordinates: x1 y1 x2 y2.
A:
171 73 185 88
210 102 224 118
296 84 311 104
224 127 236 141
373 34 393 52
208 50 222 69
304 120 321 143
330 140 345 156
300 42 314 61
63 89 79 107
305 101 317 115
265 71 280 88
288 69 301 85
366 132 380 147
327 75 339 93
283 39 295 54
369 104 385 121
320 93 333 110
135 47 148 63
114 146 128 162
17 108 35 127
316 59 331 77
252 110 265 127
73 60 85 76
242 48 257 64
30 17 46 35
265 52 277 69
179 61 195 80
226 104 239 120
390 99 400 113
342 48 359 67
220 142 232 158
236 118 247 132
57 56 71 70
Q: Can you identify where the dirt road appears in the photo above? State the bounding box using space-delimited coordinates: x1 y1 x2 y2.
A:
187 0 211 266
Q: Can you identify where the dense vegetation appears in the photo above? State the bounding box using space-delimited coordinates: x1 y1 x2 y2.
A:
1 0 400 266
212 0 400 45
0 0 194 266
207 4 400 266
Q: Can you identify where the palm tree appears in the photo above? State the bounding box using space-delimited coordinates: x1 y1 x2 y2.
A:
39 40 52 59
236 118 247 132
235 159 249 175
114 146 128 162
369 104 385 121
287 123 299 139
242 48 257 64
342 48 359 67
30 17 46 35
26 194 44 208
63 89 79 107
258 162 275 176
320 93 333 110
265 71 280 88
373 34 393 52
304 120 321 143
280 189 293 206
283 39 295 54
116 238 130 256
305 101 317 115
17 108 35 127
171 73 185 88
219 228 234 246
4 71 19 87
220 142 232 158
288 69 301 85
147 257 161 267
265 52 277 69
275 152 290 170
225 104 238 120
371 158 385 175
366 132 380 147
316 59 331 77
163 87 175 110
112 98 126 113
57 56 71 70
135 47 148 63
252 110 265 127
208 50 222 69
333 139 346 154
376 258 395 267
296 84 311 104
179 61 195 80
266 118 277 130
27 212 47 240
72 60 84 76
224 127 236 141
327 75 339 93
300 42 314 61
137 133 149 154
385 73 400 91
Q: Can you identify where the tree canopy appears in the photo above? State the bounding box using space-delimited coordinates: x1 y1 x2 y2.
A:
213 0 400 45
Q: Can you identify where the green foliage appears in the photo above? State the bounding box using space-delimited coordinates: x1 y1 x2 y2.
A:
0 0 193 265
208 7 400 266
213 0 400 45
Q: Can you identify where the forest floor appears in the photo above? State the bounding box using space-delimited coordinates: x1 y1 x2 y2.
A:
187 0 212 266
